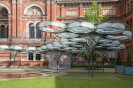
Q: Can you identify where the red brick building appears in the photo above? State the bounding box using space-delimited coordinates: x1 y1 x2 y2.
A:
0 0 132 66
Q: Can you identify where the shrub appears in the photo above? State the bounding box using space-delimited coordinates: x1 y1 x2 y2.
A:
116 53 122 65
72 64 115 68
125 50 132 66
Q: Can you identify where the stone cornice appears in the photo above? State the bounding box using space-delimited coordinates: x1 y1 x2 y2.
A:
57 0 119 3
22 0 46 1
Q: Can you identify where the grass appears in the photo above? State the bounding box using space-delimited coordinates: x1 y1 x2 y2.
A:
0 72 133 88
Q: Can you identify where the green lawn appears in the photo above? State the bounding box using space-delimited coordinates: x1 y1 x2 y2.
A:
0 72 133 88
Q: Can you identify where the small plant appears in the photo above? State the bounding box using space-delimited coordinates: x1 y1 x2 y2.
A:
116 53 122 65
125 50 132 66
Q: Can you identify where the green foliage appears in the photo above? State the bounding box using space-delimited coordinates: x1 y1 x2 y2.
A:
72 53 78 60
91 51 100 60
125 50 132 66
78 51 100 61
78 52 88 60
83 2 108 23
116 53 122 65
78 52 87 58
72 64 115 68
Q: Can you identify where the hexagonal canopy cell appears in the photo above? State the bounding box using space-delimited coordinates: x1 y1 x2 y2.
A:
56 32 79 38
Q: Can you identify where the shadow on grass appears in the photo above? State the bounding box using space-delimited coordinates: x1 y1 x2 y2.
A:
55 72 133 88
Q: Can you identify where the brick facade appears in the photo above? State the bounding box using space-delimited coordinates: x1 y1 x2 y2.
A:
0 0 132 66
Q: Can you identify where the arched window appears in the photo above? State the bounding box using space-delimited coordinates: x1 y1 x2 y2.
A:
0 6 9 38
130 19 132 31
29 23 34 38
36 23 42 38
1 25 8 38
126 21 129 30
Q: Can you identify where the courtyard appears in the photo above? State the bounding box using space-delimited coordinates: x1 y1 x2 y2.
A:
0 0 133 88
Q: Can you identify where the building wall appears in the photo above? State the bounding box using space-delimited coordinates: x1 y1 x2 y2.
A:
116 0 133 62
0 0 132 66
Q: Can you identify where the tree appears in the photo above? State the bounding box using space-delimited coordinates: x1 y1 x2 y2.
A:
116 53 122 65
125 50 132 66
83 2 108 23
83 2 108 77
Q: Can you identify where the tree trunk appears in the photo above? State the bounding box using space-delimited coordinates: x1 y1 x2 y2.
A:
91 58 94 78
103 59 104 72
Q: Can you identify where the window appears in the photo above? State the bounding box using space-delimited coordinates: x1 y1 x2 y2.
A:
29 23 42 38
0 7 8 38
83 3 91 7
130 19 132 31
28 46 41 61
36 54 41 60
28 53 33 60
127 4 130 11
126 46 132 53
28 53 41 61
1 25 8 38
36 23 42 38
29 23 35 38
35 46 41 60
64 3 79 8
126 21 129 30
110 51 115 59
102 9 116 15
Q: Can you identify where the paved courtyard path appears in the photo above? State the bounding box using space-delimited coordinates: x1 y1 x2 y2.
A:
0 66 115 79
